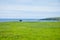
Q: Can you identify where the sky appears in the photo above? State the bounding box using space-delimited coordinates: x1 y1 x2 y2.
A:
0 0 60 19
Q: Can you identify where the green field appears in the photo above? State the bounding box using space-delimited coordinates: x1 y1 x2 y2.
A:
0 22 60 40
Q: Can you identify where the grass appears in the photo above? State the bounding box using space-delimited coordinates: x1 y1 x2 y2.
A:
0 22 60 40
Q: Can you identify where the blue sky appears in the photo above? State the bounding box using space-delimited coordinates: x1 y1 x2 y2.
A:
0 0 60 19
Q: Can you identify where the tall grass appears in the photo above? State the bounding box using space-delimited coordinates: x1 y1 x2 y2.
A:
0 22 60 40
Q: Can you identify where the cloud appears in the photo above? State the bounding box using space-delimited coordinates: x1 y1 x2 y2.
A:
15 0 32 3
0 12 60 19
0 12 42 19
48 2 60 6
0 0 60 18
0 5 60 12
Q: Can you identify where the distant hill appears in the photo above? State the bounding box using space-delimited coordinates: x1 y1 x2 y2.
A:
40 17 60 21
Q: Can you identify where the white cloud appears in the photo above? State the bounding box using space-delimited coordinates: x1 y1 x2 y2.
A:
48 2 60 6
0 5 60 12
0 0 60 18
0 12 60 19
15 0 32 3
0 13 42 19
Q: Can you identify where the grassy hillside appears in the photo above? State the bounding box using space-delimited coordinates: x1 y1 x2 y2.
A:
0 22 60 40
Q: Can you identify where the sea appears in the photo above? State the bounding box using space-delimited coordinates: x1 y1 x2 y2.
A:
0 19 59 22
